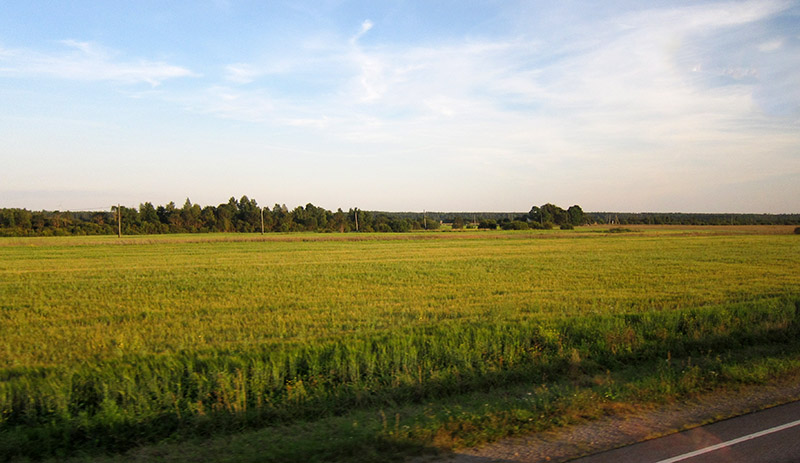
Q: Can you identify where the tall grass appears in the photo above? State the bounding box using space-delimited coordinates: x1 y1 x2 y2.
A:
1 231 798 458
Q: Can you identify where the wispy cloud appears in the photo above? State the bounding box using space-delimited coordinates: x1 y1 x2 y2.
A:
174 0 797 211
0 40 195 85
190 0 795 136
667 0 789 29
225 63 259 84
350 19 374 44
3 1 797 212
759 39 784 52
189 86 275 122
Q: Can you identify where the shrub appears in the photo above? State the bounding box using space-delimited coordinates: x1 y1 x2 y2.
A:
529 222 555 230
500 221 529 230
606 227 635 233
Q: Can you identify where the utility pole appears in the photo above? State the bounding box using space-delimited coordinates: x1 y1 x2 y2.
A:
117 204 122 238
260 207 265 234
424 210 427 230
354 208 359 232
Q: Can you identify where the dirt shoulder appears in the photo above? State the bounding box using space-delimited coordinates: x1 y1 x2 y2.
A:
418 373 800 463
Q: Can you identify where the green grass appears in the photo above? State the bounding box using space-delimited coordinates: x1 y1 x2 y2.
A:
1 229 799 460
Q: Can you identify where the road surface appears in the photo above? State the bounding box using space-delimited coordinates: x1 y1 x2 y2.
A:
570 400 800 463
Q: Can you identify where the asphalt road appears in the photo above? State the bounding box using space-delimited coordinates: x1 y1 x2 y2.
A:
570 400 800 463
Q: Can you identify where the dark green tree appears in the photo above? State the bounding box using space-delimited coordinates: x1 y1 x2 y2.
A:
139 202 159 225
540 203 567 225
529 206 542 224
478 219 497 229
331 208 348 232
236 196 260 232
567 205 586 225
181 199 202 232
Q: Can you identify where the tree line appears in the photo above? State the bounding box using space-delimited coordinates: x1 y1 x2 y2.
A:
465 203 588 230
0 197 796 237
586 212 800 226
0 197 445 237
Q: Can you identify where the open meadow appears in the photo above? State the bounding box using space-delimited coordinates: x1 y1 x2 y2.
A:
1 226 800 462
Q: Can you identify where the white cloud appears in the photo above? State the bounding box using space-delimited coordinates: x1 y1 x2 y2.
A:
164 0 797 211
353 52 387 102
351 19 374 44
4 1 798 213
189 0 792 147
192 86 275 122
759 39 784 52
60 39 96 55
225 63 259 83
0 40 195 86
285 115 331 129
677 0 789 29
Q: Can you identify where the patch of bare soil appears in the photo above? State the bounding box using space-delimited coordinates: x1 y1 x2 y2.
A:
414 374 800 463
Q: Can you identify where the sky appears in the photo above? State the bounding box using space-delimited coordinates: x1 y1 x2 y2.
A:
1 1 799 213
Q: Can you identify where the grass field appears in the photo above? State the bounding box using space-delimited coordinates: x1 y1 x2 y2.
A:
1 226 799 461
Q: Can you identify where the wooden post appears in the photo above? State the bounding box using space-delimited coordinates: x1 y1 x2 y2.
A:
117 204 122 238
260 207 265 235
354 208 358 232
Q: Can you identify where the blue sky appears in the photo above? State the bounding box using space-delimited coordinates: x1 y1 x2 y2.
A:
1 1 798 213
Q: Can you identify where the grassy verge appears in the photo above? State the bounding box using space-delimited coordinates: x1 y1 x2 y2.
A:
28 328 800 463
3 297 799 460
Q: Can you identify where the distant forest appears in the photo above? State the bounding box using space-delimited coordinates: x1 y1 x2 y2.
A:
0 197 798 236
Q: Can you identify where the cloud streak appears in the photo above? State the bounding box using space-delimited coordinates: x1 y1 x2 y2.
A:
225 63 259 84
351 19 374 44
0 40 195 85
2 1 797 212
176 1 798 211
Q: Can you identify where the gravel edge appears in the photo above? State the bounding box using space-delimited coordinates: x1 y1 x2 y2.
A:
414 374 800 463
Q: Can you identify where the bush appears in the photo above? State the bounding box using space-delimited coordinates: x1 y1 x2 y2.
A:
500 221 529 230
794 227 800 235
390 219 412 233
606 227 635 233
560 223 574 230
